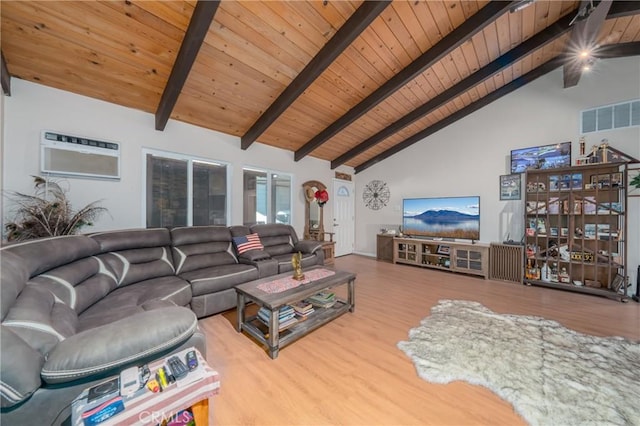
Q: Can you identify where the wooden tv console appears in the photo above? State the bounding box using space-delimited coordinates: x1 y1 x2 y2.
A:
392 237 489 279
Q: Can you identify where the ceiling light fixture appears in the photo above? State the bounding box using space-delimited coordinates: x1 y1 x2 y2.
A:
582 57 596 72
510 0 536 13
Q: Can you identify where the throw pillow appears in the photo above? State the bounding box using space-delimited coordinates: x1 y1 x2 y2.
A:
233 233 264 254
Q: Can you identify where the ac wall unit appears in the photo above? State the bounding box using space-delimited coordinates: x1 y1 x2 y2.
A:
40 130 121 180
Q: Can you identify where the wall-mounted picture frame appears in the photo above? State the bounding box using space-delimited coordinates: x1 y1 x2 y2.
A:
510 141 571 173
500 174 521 200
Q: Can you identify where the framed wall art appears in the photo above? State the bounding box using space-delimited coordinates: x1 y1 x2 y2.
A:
500 174 521 200
436 245 450 255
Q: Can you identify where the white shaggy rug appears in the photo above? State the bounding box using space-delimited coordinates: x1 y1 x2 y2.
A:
397 300 640 426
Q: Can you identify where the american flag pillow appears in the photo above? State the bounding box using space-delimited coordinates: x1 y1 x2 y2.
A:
233 233 264 254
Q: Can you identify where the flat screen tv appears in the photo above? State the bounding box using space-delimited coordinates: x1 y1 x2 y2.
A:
510 141 571 173
402 196 480 240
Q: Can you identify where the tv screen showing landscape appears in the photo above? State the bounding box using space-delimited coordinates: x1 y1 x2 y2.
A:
402 196 480 240
510 141 571 173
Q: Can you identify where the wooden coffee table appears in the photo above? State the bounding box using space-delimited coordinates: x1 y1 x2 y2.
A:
235 266 356 359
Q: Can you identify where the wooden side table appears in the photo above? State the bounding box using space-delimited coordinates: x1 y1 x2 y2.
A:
321 241 336 265
376 234 394 262
71 348 219 426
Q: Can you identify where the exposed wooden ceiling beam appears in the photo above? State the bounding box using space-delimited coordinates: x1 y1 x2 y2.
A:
354 56 566 173
606 0 640 18
563 0 612 88
294 1 515 161
331 9 577 169
355 41 640 174
241 1 391 150
335 2 639 170
593 40 640 58
155 1 219 131
1 51 11 96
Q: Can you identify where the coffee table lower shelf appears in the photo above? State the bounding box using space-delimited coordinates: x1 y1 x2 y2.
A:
235 267 356 359
242 300 351 353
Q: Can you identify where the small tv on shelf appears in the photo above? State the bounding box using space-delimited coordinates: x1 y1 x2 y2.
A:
402 196 480 240
510 141 571 173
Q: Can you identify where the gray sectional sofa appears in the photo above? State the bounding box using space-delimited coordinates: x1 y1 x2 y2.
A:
0 223 323 425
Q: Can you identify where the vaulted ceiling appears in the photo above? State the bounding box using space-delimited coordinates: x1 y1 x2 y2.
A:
2 1 639 173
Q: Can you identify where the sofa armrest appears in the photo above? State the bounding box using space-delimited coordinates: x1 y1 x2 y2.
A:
41 307 197 384
1 326 44 408
238 250 271 262
239 252 278 278
294 240 323 255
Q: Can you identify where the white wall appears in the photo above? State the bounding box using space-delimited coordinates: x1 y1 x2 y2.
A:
2 57 639 293
1 79 353 237
355 56 640 293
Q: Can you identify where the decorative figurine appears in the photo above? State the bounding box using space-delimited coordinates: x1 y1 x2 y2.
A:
292 251 305 280
599 139 609 163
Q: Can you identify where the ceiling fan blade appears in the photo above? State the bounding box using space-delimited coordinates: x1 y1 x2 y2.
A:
563 0 613 88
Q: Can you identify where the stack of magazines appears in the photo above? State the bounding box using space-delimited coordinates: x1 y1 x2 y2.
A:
306 292 336 308
292 301 314 319
257 306 298 330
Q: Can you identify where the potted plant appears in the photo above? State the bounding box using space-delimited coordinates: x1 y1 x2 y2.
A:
4 176 108 242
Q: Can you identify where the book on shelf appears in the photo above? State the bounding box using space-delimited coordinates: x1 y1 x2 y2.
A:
597 202 623 214
291 301 313 314
257 306 299 330
294 308 315 319
258 306 295 321
526 201 546 214
276 316 298 330
306 291 336 308
583 196 596 214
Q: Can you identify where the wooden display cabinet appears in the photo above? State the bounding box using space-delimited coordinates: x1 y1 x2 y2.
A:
393 237 488 279
523 163 630 301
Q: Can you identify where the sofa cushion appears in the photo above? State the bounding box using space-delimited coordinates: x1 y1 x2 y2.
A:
170 226 231 246
90 228 171 252
170 226 238 274
90 228 175 288
294 240 323 255
0 251 29 321
2 285 78 355
41 307 198 384
0 235 100 278
0 326 44 408
261 235 295 256
180 264 258 296
172 244 237 274
229 225 251 237
77 276 192 330
28 256 118 315
95 247 175 288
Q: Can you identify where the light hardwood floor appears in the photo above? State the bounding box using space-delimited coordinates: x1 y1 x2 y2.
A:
200 255 640 425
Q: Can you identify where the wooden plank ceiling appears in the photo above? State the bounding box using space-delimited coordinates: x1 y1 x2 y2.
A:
2 1 639 173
